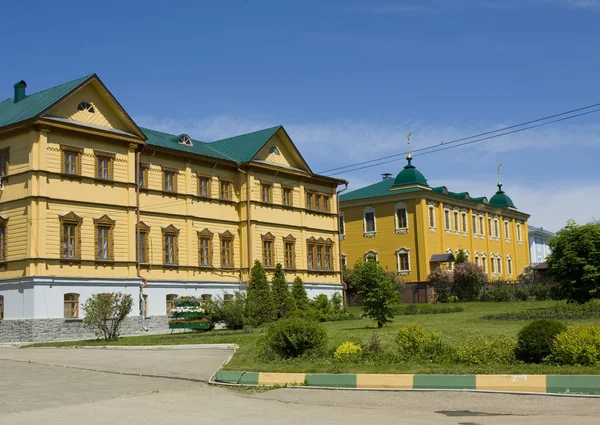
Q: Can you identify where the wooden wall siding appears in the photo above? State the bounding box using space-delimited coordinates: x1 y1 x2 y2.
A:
0 131 34 176
45 84 135 133
254 134 303 170
1 202 29 260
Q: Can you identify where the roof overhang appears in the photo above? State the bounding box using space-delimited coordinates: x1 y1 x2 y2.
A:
431 253 455 262
34 118 145 145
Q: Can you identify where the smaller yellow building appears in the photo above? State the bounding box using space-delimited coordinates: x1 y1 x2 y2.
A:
340 153 530 284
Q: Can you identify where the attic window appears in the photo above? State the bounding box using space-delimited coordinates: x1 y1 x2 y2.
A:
269 146 280 156
77 102 94 113
178 134 193 146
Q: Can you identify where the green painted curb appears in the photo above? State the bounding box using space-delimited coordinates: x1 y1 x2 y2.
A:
414 374 477 390
547 375 600 395
305 373 357 388
215 370 259 385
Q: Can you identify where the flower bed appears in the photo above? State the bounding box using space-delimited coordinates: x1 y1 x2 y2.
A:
169 296 209 330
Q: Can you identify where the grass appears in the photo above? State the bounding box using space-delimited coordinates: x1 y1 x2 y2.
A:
27 301 600 375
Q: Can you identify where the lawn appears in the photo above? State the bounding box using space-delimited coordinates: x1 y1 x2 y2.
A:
28 301 600 375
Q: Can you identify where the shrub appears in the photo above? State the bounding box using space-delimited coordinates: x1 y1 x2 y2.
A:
212 292 246 330
515 319 567 363
271 263 295 319
427 268 453 303
333 341 363 362
452 262 487 302
551 325 600 366
291 277 310 311
364 331 384 357
264 317 328 358
448 295 459 303
456 336 516 364
455 249 468 265
532 284 550 301
245 260 275 326
289 307 327 322
515 287 530 301
331 293 344 313
395 323 446 361
82 292 133 340
395 303 464 315
487 284 513 302
312 294 332 316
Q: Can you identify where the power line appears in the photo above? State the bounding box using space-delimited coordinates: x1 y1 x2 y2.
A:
318 101 600 175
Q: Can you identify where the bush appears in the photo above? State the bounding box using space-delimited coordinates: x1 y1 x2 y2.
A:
487 284 513 302
515 287 529 301
456 336 516 364
245 260 275 326
394 303 464 315
515 319 567 363
395 323 446 361
333 341 363 362
82 292 133 340
271 263 295 319
212 292 246 330
532 284 550 301
264 317 328 358
291 277 310 311
448 295 459 303
427 268 453 303
312 294 332 316
551 325 600 366
331 292 344 313
364 331 384 357
483 300 600 320
452 262 487 302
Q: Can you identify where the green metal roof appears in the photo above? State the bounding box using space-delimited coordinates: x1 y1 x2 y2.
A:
340 178 423 202
392 159 428 187
208 126 282 163
140 127 234 161
0 74 94 129
489 184 515 208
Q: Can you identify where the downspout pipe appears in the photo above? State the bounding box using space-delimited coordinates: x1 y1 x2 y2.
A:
238 166 252 286
336 181 349 305
136 149 148 331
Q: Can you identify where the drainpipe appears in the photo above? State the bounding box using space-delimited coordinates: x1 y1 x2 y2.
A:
336 181 349 305
237 166 252 286
136 149 148 331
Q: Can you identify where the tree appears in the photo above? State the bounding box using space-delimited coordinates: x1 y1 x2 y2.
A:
427 268 453 302
351 257 400 328
455 249 468 265
452 262 487 301
82 292 133 340
245 260 275 325
271 263 295 319
547 220 600 303
291 276 310 311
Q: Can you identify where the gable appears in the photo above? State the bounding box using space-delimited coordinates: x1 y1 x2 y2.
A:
42 79 141 136
253 131 310 172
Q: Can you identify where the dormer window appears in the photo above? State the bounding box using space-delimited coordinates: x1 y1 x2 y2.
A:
77 102 94 113
269 146 280 155
178 134 193 146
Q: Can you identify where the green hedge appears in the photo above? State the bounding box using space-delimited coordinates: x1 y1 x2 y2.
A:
395 303 464 316
482 300 600 321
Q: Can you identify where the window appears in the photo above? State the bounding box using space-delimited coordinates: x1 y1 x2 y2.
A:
59 212 83 260
482 254 488 273
472 214 478 234
64 293 79 319
0 216 7 261
395 202 408 232
283 235 296 269
363 207 376 236
323 196 330 213
364 250 378 262
497 256 502 275
475 254 480 267
341 254 347 268
94 215 115 261
269 146 280 155
283 187 293 206
396 248 410 274
488 217 493 237
494 218 499 239
162 168 177 192
462 212 468 233
444 209 451 231
162 225 179 265
137 222 150 264
339 212 345 238
0 295 3 320
197 228 213 267
77 101 94 113
138 163 149 188
219 180 232 200
305 191 329 212
307 237 334 271
178 134 193 146
305 192 313 210
447 248 454 271
504 220 510 240
198 175 211 197
220 230 234 268
428 204 436 229
517 223 523 243
490 254 496 274
261 183 273 203
479 216 485 236
166 294 177 317
0 148 8 177
262 233 275 268
507 256 513 276
95 152 114 180
61 146 82 176
453 211 459 232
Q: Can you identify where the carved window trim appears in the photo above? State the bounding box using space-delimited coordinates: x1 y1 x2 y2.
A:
396 247 410 275
166 294 177 317
59 212 83 261
219 230 235 268
197 228 214 267
260 181 274 204
161 166 178 193
0 215 7 262
138 162 149 189
428 202 437 232
162 224 180 266
394 202 409 234
507 255 513 277
282 186 294 207
261 232 276 268
219 178 233 201
93 215 115 262
197 174 212 198
64 293 80 319
283 234 296 270
60 145 83 177
94 150 115 181
137 221 150 264
307 236 334 271
364 250 378 262
363 206 376 237
0 147 9 178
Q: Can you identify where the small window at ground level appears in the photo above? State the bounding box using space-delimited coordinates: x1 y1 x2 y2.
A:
64 293 79 319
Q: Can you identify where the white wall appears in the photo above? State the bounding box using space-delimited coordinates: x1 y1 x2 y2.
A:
0 285 34 319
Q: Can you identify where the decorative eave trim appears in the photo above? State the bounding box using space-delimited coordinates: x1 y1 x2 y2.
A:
34 119 145 145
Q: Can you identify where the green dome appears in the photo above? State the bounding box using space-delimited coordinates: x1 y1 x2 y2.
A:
393 157 428 187
489 184 515 208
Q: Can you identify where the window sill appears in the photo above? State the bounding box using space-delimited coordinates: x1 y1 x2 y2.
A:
429 227 437 233
363 232 377 238
444 229 452 234
60 173 83 181
60 258 81 265
198 265 214 269
395 228 409 235
397 270 411 276
307 269 336 275
163 263 180 269
339 234 346 240
93 178 114 185
218 198 236 204
95 259 114 266
161 190 178 197
462 232 469 237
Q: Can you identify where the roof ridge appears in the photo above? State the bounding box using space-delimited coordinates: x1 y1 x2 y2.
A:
209 125 281 143
26 73 95 99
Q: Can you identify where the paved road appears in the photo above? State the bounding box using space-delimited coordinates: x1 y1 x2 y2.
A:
1 347 599 425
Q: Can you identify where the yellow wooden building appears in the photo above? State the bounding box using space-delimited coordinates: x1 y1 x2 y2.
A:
340 151 530 286
0 75 345 342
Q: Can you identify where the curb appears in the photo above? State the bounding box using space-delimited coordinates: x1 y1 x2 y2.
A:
66 344 237 350
214 371 600 396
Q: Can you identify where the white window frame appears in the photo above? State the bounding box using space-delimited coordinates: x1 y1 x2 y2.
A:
517 221 523 244
339 212 346 240
507 255 513 277
341 253 347 268
478 214 485 239
496 255 502 275
364 250 378 261
394 202 409 234
504 219 511 242
444 207 451 233
472 213 478 235
428 202 436 232
474 252 480 267
396 247 411 276
363 207 377 237
481 253 488 273
493 217 500 240
453 209 460 235
461 210 468 236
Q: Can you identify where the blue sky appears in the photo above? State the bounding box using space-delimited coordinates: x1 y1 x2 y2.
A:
2 0 599 231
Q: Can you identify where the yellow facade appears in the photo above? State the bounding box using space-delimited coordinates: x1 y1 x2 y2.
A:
341 180 530 283
0 75 345 310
